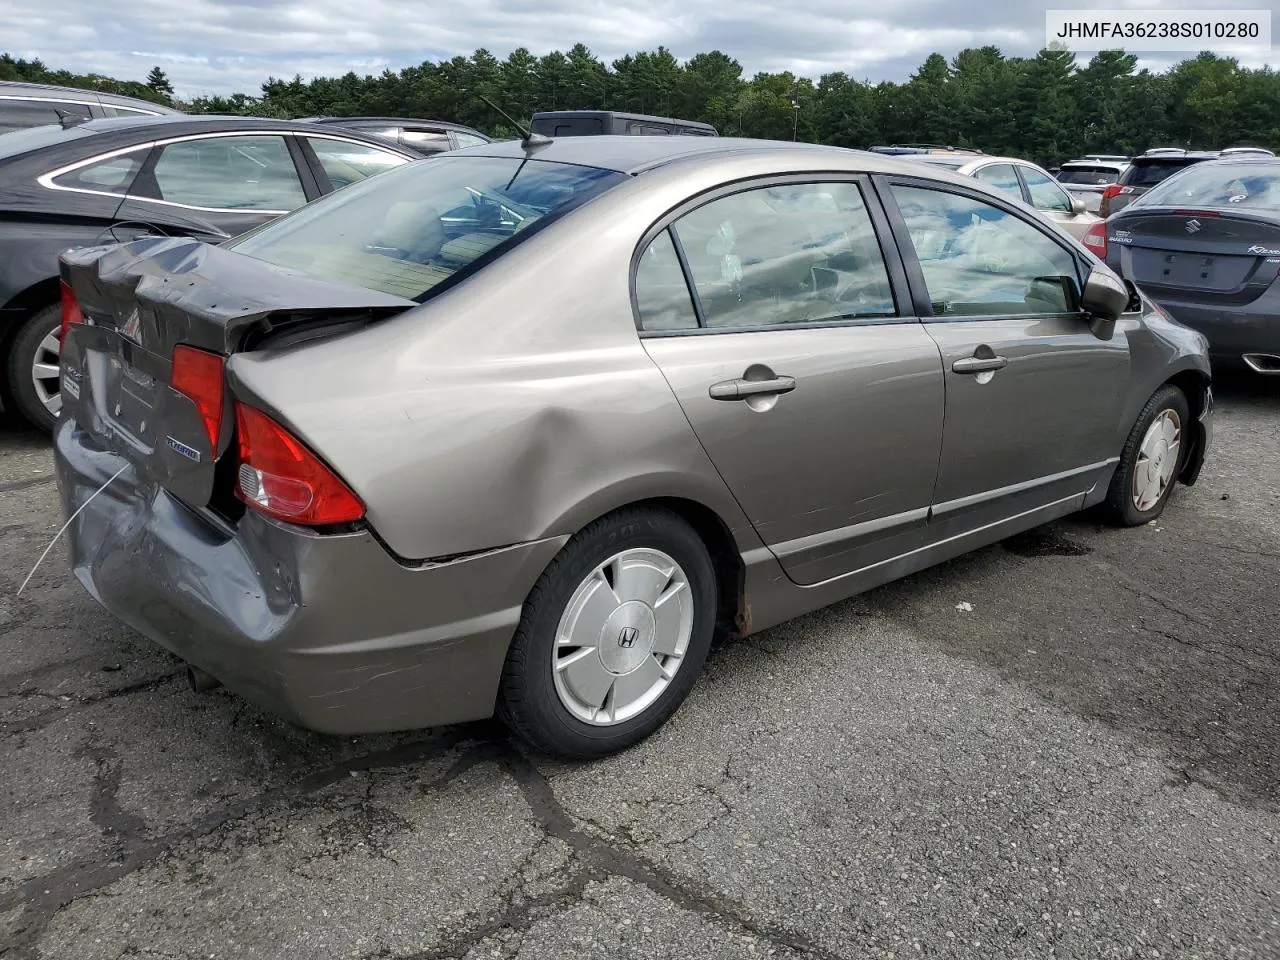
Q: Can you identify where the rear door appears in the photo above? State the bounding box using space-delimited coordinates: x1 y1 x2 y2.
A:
635 177 946 586
881 177 1130 536
115 133 317 240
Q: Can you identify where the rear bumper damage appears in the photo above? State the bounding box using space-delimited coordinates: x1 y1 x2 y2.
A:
54 420 566 734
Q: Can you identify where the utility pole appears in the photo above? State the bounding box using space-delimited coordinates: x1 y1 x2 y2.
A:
791 100 799 141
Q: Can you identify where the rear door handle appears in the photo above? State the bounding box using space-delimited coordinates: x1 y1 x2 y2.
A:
952 356 1008 374
708 376 797 400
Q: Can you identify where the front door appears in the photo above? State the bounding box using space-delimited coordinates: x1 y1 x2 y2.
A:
883 180 1131 536
634 178 946 586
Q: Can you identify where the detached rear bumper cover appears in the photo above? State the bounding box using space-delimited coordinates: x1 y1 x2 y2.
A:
54 421 566 734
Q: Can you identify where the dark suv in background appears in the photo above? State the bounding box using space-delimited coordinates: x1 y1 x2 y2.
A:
0 80 180 134
1100 146 1275 217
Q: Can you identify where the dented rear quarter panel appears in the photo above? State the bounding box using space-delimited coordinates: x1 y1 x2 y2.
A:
225 157 821 562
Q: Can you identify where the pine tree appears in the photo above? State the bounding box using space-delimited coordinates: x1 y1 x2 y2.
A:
146 66 174 100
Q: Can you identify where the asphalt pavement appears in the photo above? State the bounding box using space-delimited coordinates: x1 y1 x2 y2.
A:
1 376 1277 959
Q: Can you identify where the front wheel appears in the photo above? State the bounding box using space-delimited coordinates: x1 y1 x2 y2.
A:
1101 385 1191 527
5 305 62 433
498 507 717 759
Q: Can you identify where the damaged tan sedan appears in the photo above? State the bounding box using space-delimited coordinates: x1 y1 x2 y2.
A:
55 136 1212 758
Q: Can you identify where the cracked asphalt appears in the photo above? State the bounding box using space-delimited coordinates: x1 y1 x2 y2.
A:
2 376 1278 960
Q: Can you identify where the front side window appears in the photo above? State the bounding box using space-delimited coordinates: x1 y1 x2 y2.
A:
229 155 626 301
151 135 306 211
665 181 896 329
305 137 407 189
1021 167 1072 212
891 185 1080 317
400 128 452 151
51 151 146 195
973 163 1022 200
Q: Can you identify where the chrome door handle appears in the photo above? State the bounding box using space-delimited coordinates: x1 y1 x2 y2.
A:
708 375 797 400
952 355 1008 374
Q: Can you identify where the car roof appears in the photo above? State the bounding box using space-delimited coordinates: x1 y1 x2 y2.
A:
0 79 181 114
301 116 487 135
465 135 938 176
531 110 715 128
31 113 414 138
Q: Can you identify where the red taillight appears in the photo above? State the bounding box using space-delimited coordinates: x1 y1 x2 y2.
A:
171 346 225 449
58 281 84 344
1098 183 1131 218
1082 221 1107 259
234 403 364 526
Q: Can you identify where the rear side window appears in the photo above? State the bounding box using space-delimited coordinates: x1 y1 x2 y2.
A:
891 185 1080 317
635 230 699 331
400 128 452 151
51 151 146 194
151 135 306 211
653 181 895 330
229 155 626 301
454 132 488 148
305 137 407 188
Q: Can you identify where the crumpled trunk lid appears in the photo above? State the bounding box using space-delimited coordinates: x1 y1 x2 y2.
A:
57 236 415 513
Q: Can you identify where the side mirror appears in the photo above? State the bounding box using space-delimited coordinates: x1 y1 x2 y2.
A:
1069 194 1087 215
1080 263 1129 339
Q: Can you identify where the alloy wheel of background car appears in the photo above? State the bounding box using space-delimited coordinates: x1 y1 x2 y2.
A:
498 507 717 759
1102 384 1192 527
5 305 62 433
551 547 694 726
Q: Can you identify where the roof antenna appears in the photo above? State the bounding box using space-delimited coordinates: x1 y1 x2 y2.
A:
478 96 551 151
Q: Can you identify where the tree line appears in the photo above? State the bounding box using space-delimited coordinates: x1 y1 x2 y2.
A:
4 46 1278 168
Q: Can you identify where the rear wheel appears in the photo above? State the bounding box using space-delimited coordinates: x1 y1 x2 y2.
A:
1101 385 1190 526
498 507 717 759
5 305 62 433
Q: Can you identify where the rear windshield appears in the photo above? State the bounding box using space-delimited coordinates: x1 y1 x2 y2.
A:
1139 162 1280 211
228 155 626 301
1057 166 1121 185
0 122 95 161
1125 158 1202 187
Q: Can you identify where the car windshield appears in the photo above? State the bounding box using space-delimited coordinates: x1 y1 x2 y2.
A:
1058 167 1120 185
0 122 96 160
1138 162 1280 210
228 155 627 301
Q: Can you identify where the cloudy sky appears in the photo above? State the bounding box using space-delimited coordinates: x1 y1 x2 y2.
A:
2 0 1275 99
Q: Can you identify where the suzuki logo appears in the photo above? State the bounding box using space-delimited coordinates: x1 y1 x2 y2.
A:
1185 219 1202 234
617 626 639 649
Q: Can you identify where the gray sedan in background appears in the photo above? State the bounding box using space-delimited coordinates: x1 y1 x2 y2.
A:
54 137 1211 759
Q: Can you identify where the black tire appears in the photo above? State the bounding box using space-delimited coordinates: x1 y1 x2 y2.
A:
1101 384 1191 527
5 304 62 434
498 506 717 760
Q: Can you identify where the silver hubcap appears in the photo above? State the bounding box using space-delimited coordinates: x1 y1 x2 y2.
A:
1132 409 1181 512
31 328 62 418
552 548 693 726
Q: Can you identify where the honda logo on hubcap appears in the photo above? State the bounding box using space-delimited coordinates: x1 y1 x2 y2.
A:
617 626 639 648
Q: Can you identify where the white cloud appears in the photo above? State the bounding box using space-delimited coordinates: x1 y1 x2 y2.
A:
1 0 1273 99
